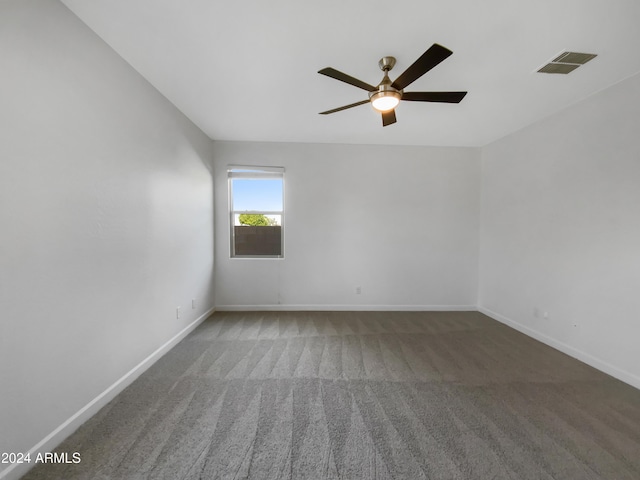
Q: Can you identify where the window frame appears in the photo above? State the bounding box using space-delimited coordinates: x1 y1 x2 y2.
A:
228 165 285 259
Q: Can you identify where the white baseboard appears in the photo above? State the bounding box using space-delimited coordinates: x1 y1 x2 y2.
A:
0 307 215 480
479 306 640 391
215 304 478 312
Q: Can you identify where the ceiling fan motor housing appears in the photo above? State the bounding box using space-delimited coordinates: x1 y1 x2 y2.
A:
369 83 402 98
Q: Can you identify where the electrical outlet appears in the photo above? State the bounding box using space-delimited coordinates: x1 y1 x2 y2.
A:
355 286 362 295
176 306 181 319
543 311 549 320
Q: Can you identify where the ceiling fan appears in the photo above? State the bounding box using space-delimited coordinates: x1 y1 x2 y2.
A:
318 43 467 126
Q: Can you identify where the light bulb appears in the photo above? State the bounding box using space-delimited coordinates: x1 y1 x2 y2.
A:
370 91 401 112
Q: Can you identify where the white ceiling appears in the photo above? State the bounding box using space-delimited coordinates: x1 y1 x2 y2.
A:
61 0 640 147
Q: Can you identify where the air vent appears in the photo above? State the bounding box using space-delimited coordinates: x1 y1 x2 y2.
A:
552 51 597 65
537 51 597 75
538 63 580 75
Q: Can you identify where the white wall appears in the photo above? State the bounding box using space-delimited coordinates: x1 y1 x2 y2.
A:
0 1 214 476
213 141 480 310
479 72 640 388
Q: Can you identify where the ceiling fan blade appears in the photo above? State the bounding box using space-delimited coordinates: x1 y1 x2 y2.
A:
382 109 397 127
391 44 453 90
318 67 377 92
402 91 467 103
319 99 370 115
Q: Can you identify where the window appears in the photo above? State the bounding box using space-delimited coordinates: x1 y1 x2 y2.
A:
228 166 284 258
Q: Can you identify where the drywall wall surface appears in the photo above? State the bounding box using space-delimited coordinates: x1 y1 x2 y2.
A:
479 71 640 386
0 0 214 469
213 141 481 309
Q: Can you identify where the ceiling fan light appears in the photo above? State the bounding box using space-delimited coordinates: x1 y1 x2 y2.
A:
370 91 401 112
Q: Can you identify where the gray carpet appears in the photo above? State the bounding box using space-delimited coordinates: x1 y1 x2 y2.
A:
22 311 640 479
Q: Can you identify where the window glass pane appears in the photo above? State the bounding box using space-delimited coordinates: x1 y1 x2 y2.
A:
232 178 283 211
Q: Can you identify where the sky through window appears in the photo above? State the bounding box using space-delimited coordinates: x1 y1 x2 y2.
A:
232 178 283 211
